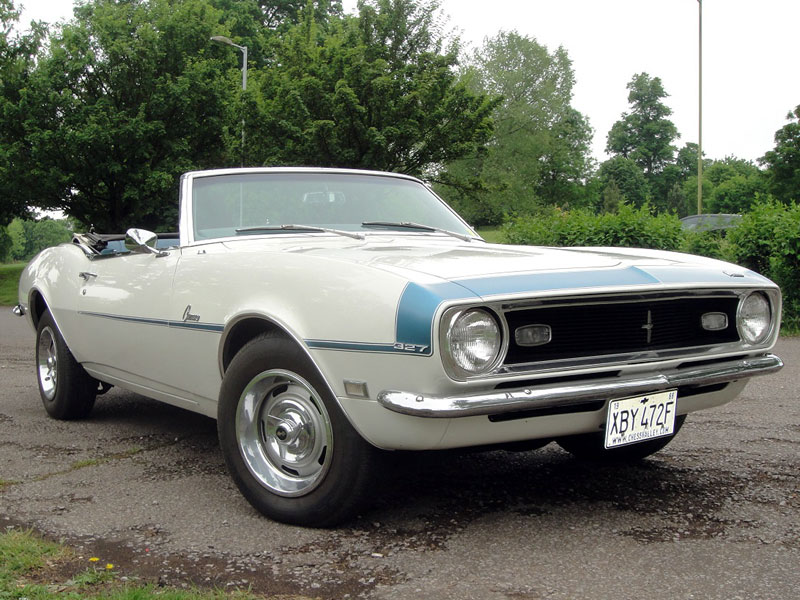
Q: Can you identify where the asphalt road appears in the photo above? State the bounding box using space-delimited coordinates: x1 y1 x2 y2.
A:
1 308 798 599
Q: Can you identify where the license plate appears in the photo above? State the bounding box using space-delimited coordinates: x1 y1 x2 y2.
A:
604 390 678 449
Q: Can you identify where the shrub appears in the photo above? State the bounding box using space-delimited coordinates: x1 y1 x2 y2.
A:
502 203 684 250
768 203 800 330
680 230 732 261
726 196 786 276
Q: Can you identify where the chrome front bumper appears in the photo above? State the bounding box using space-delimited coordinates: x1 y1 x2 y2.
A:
377 354 783 418
11 304 26 317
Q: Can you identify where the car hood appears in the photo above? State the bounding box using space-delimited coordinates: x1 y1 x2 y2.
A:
223 235 771 296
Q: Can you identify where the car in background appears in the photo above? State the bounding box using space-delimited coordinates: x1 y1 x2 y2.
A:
680 213 742 232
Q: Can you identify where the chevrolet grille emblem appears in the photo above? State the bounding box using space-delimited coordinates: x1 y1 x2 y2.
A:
641 309 654 344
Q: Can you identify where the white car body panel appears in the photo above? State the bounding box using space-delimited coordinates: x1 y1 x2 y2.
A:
17 168 783 451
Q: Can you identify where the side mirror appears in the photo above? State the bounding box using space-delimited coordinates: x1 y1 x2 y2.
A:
125 228 164 255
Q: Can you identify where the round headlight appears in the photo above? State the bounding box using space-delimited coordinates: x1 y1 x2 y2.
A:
445 309 502 376
739 292 772 345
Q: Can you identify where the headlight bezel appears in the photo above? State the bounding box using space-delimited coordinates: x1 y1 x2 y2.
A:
737 290 775 346
440 306 507 380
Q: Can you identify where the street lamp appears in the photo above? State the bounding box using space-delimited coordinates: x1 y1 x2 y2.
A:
211 35 248 166
697 0 703 215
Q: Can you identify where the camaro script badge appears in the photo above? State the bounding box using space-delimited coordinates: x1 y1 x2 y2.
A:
182 305 201 323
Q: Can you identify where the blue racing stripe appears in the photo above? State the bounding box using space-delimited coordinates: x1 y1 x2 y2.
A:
641 265 769 285
305 340 404 353
79 311 224 332
453 266 660 297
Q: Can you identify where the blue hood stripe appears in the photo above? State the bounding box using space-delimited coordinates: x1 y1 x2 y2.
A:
453 266 660 297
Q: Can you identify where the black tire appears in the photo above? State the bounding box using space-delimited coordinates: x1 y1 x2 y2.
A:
35 311 97 420
217 333 379 527
556 414 687 463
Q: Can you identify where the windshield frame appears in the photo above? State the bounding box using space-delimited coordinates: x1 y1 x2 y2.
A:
179 168 478 246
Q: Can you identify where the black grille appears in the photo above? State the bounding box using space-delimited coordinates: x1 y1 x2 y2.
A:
503 296 740 365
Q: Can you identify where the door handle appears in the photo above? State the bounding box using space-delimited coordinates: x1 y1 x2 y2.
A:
78 272 97 281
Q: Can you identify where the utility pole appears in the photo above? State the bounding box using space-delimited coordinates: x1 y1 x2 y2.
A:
211 36 248 167
697 0 703 214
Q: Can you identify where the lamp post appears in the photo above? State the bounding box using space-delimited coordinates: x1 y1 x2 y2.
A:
211 35 248 166
697 0 703 215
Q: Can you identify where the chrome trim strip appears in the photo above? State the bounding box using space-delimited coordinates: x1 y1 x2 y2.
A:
12 304 26 317
377 354 783 418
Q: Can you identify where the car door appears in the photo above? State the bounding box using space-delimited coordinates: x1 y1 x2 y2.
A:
71 247 183 393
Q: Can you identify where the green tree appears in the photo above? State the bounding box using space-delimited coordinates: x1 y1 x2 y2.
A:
606 73 679 177
5 217 72 261
760 105 800 203
649 164 683 214
602 179 623 214
210 0 343 66
31 218 73 252
597 156 649 209
682 174 712 214
679 156 765 214
17 0 235 231
704 157 765 213
438 31 593 225
0 0 42 226
675 142 710 179
535 107 594 208
665 181 687 215
6 217 30 260
0 224 11 261
248 0 496 176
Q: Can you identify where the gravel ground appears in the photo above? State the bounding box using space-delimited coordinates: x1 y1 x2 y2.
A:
1 308 798 599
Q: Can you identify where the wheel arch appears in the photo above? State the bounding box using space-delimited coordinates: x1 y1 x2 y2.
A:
219 314 322 380
28 288 51 330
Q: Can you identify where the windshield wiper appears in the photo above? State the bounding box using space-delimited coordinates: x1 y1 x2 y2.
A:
235 224 364 240
361 221 476 242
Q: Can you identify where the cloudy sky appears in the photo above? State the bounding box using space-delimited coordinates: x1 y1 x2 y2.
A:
18 0 800 163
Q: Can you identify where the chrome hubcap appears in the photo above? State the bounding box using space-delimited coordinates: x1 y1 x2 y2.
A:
37 327 58 400
236 370 332 497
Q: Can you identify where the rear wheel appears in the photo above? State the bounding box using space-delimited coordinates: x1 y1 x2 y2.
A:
556 415 687 462
36 311 97 420
217 333 379 527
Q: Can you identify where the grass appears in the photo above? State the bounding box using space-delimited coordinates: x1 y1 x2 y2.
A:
0 528 289 600
0 529 66 576
0 262 24 305
781 315 800 336
476 227 504 243
31 448 144 484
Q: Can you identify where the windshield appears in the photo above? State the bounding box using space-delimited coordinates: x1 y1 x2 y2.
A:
190 172 475 241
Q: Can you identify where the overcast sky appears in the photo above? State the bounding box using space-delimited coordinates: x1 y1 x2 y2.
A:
19 0 800 164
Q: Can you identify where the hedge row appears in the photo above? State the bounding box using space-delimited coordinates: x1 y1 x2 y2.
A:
501 199 800 331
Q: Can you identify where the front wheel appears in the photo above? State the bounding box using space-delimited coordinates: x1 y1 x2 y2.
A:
217 334 379 527
556 414 687 463
35 311 97 420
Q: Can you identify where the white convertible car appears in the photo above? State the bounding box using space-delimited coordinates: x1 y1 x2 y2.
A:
14 168 783 526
